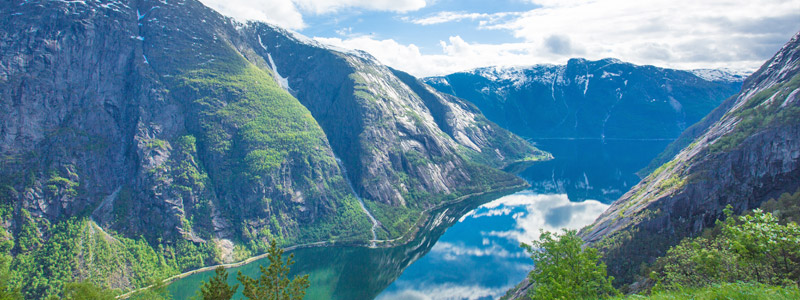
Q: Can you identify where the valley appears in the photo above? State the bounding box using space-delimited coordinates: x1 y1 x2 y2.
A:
0 0 797 299
165 138 683 299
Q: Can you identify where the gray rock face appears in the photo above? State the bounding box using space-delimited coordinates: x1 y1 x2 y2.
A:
580 31 800 285
1 0 152 219
239 24 546 208
0 1 543 291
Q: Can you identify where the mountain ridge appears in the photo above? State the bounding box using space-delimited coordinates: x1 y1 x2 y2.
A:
424 58 744 142
581 31 800 287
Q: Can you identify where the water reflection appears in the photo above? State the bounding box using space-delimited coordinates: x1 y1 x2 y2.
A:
521 139 670 203
377 192 608 300
167 190 518 300
168 140 666 300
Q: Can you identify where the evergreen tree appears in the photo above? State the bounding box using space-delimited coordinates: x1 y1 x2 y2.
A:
198 266 238 300
236 240 309 300
522 229 617 299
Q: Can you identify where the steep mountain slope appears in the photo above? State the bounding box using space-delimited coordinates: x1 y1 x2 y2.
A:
0 0 544 296
580 32 800 286
425 59 743 140
238 24 548 236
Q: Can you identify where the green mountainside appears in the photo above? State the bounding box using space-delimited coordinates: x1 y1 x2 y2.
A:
0 0 546 297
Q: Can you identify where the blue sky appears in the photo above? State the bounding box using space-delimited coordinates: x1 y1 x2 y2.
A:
199 0 800 77
300 0 535 48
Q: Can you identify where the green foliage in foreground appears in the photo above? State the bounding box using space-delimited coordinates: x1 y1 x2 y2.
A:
523 229 618 299
520 203 800 299
649 207 800 290
193 240 309 300
0 238 311 300
612 282 800 300
236 240 309 300
197 267 238 300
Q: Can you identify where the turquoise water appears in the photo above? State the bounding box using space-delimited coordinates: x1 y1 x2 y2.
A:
167 140 669 299
167 190 515 300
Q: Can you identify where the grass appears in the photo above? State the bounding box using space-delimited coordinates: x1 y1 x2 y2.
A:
615 282 800 300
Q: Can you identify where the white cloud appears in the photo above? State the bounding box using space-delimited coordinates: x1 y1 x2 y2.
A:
294 0 427 14
492 0 800 71
471 192 609 245
198 0 306 29
429 241 524 261
404 11 522 26
311 0 800 76
198 0 429 30
315 35 541 77
377 283 513 300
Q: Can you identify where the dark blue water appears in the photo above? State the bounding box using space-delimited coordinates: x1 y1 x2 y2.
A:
376 139 668 299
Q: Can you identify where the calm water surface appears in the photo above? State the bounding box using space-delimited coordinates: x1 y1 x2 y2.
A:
168 140 669 299
377 192 608 299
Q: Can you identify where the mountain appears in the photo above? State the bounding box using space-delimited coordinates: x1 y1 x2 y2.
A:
424 59 744 141
580 31 800 286
0 0 546 296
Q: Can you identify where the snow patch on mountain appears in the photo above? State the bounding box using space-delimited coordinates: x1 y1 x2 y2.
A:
425 77 450 87
266 53 290 91
691 69 748 82
475 66 529 87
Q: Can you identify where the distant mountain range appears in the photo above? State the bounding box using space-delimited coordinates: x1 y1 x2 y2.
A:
424 59 744 141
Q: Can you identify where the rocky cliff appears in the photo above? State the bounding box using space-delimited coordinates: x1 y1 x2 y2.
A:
580 31 800 286
425 59 743 141
0 0 544 296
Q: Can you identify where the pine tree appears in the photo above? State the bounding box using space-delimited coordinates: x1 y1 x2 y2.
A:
236 240 309 300
198 267 238 300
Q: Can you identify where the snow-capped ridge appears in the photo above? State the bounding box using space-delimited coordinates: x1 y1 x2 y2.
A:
691 68 750 82
242 21 377 62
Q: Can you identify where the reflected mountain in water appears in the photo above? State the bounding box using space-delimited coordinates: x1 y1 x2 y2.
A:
377 192 608 300
169 139 661 299
520 139 671 203
167 190 518 300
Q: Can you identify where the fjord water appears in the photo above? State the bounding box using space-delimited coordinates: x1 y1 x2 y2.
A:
167 139 669 299
376 139 669 299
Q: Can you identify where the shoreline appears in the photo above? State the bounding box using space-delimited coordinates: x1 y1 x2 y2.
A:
117 181 529 299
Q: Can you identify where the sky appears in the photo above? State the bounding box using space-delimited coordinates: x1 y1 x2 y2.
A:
198 0 800 77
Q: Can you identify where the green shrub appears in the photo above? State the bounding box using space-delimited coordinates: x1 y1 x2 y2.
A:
523 229 618 299
649 206 800 291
